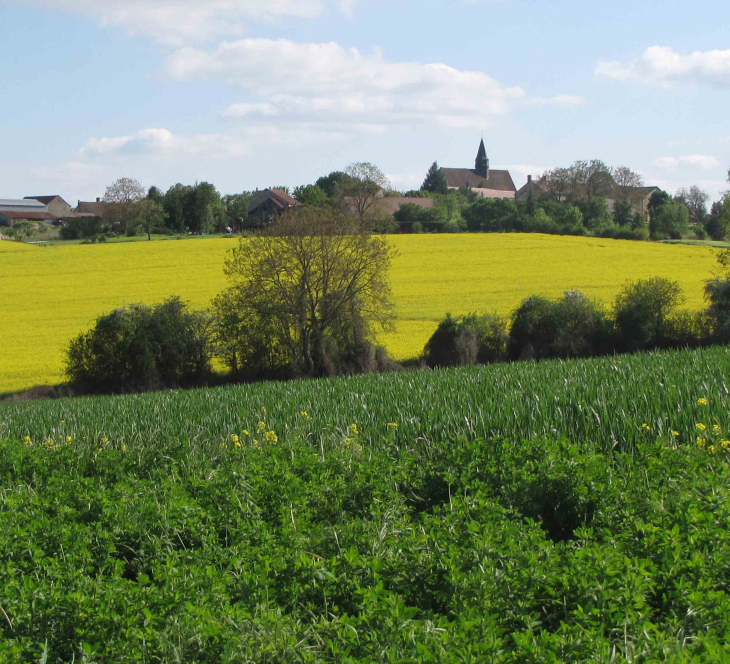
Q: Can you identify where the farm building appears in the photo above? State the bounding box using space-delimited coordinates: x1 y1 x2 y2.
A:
24 195 72 218
247 188 302 225
0 198 55 226
441 139 517 199
74 199 119 219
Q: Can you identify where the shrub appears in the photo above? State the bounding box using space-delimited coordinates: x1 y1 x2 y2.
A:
60 217 104 240
613 278 684 352
424 313 508 367
66 297 212 394
704 276 730 343
508 292 611 361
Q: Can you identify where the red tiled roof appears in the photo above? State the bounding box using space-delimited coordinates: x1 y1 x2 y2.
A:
441 168 516 192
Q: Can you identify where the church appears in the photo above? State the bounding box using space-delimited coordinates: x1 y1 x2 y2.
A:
441 139 517 199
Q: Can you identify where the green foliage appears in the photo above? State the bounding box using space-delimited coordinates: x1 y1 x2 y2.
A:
59 216 105 240
292 184 328 207
421 161 449 195
65 297 212 394
463 198 520 232
576 197 612 230
648 189 671 238
315 171 349 198
3 347 730 660
704 275 730 343
654 200 689 239
423 313 508 367
614 277 685 352
393 203 439 225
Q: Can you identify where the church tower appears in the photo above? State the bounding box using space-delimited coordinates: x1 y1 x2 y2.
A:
475 138 490 179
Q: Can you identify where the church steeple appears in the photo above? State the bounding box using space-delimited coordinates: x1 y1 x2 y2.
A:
475 138 490 179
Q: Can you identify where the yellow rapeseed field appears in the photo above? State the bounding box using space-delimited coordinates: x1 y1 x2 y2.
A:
0 234 720 393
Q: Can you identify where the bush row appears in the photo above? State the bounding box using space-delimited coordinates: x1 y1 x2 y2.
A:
424 275 730 368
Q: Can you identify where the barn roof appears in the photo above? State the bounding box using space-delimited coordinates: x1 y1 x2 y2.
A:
24 195 70 206
0 198 46 208
441 168 516 192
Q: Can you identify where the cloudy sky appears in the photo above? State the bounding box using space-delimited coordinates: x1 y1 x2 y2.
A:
2 0 729 205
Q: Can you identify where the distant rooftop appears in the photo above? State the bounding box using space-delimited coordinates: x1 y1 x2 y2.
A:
0 198 46 208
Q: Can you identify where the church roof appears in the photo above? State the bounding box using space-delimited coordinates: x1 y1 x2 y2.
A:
476 139 487 162
441 168 516 193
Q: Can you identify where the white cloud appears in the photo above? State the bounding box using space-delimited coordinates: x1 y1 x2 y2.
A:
22 0 343 44
82 128 251 157
163 38 576 131
654 154 721 171
530 94 586 107
80 125 348 159
596 46 730 87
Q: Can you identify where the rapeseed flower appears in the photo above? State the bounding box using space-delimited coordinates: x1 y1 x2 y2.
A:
387 422 398 429
708 445 717 454
243 430 249 436
66 436 72 444
263 430 278 444
672 431 680 437
721 439 730 449
23 436 32 446
349 423 359 435
696 423 707 432
231 434 239 443
300 411 309 419
696 437 707 448
641 423 651 432
697 398 708 406
713 424 722 434
257 421 266 433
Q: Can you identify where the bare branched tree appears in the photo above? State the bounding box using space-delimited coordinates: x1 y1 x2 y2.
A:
338 162 389 220
612 166 645 203
103 177 145 233
538 167 571 202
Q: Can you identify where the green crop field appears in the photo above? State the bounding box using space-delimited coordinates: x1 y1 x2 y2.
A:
2 346 730 661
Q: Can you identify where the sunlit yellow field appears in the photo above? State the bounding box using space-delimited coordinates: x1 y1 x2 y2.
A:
0 235 720 393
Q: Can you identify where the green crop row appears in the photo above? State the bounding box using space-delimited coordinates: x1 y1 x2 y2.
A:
1 429 729 661
2 345 730 453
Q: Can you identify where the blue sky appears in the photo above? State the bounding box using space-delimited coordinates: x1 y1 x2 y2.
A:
1 0 728 205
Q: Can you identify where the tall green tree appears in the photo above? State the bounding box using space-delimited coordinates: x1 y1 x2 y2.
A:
293 184 328 207
421 161 449 195
135 199 168 240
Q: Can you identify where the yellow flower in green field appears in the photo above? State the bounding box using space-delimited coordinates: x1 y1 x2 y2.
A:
300 411 310 419
220 443 226 449
66 436 72 444
253 439 260 445
713 424 722 434
231 434 239 443
235 441 242 448
60 420 65 423
349 423 359 435
343 437 355 447
696 437 707 448
243 430 249 436
696 423 707 432
257 421 266 433
708 445 717 454
263 430 278 444
387 422 398 430
23 436 32 446
697 398 708 406
672 431 680 437
641 423 651 432
101 437 109 444
98 447 103 452
121 444 127 452
721 439 730 449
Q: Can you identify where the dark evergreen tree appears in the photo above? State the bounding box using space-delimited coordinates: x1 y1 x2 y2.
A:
421 161 449 195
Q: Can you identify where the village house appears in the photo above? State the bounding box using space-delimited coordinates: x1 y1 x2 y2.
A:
441 139 517 199
24 195 72 218
247 188 302 225
0 198 55 226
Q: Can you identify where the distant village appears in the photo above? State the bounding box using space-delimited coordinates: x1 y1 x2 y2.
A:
0 139 662 232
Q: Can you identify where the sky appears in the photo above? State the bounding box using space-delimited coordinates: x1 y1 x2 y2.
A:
1 0 729 206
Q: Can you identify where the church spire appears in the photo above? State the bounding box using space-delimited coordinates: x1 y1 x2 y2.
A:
475 138 489 179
